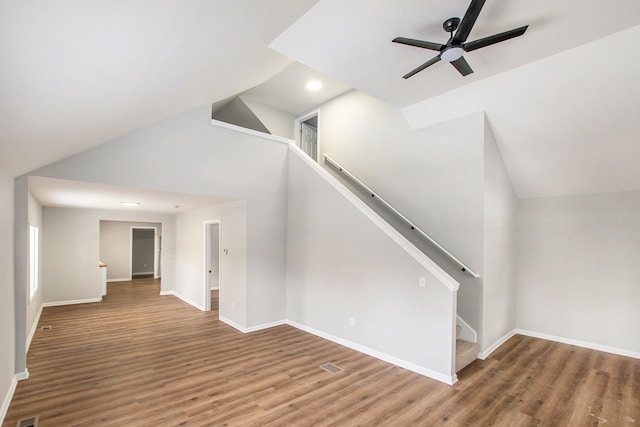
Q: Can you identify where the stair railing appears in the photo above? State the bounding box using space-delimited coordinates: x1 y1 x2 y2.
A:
323 153 479 278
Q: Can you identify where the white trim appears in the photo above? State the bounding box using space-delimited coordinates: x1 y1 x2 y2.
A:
218 317 288 334
211 119 293 145
107 278 131 283
515 329 640 360
42 298 101 307
219 316 248 333
131 271 155 275
294 109 320 161
15 370 28 381
26 305 43 351
160 290 206 311
289 144 459 292
456 315 477 343
247 320 287 333
478 330 517 360
1 374 18 425
286 320 457 385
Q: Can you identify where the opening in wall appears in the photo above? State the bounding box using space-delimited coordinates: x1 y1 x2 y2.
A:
295 111 319 162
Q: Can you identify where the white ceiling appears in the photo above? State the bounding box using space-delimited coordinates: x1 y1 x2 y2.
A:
271 0 640 107
239 62 353 116
29 177 231 213
2 0 640 203
0 0 319 176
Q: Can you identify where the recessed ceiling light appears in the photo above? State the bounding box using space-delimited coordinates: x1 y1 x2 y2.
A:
306 81 322 90
121 201 141 207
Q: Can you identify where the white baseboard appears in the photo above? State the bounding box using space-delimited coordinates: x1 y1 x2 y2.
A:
160 290 205 311
219 316 248 333
286 320 456 385
1 375 17 425
107 278 131 283
219 317 287 334
516 329 640 360
42 298 102 307
132 271 154 275
1 370 29 424
26 305 43 351
479 330 517 360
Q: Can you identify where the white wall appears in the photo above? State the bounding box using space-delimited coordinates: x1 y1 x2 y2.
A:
516 191 640 355
174 201 245 321
287 148 456 381
29 104 288 329
314 91 485 335
26 193 42 347
481 121 517 351
42 208 175 304
100 221 162 281
0 166 16 422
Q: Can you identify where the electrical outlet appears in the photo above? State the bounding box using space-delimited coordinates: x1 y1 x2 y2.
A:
349 317 355 327
419 276 426 288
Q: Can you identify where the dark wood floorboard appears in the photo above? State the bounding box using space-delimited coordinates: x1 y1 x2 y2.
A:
4 279 639 426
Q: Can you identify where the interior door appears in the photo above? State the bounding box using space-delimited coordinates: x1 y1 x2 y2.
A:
301 122 318 161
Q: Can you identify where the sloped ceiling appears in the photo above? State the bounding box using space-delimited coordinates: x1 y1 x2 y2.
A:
2 0 640 200
271 0 640 198
0 0 319 176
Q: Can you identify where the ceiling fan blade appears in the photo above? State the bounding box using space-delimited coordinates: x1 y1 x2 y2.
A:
450 56 473 76
403 55 441 79
453 0 486 44
392 37 445 52
464 25 529 52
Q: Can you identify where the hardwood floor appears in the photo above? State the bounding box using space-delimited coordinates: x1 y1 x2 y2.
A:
5 279 639 426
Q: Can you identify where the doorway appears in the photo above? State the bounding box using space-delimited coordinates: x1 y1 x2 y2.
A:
204 221 221 312
296 111 319 161
130 227 158 280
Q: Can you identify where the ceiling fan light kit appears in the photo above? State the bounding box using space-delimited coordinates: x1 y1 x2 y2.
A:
393 0 528 78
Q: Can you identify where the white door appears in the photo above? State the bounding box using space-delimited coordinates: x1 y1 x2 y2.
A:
301 123 318 161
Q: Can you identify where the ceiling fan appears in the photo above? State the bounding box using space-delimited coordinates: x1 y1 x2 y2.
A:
393 0 528 79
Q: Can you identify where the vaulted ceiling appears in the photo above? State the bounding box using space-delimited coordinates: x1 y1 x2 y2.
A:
2 0 640 199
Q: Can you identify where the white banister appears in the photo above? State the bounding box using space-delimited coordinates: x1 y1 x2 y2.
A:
323 153 479 278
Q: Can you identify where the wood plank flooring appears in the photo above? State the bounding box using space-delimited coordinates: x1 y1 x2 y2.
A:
4 279 639 426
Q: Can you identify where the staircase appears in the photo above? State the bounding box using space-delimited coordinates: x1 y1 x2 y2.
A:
456 324 480 372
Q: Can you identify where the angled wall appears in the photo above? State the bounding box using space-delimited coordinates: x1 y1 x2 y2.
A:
0 166 16 421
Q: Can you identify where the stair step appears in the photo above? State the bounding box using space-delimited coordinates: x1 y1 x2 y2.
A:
456 339 480 372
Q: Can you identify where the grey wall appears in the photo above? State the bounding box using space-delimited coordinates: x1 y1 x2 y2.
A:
0 166 16 417
313 91 485 337
28 103 288 329
100 221 162 280
516 191 640 354
26 193 42 346
174 201 246 320
287 149 456 380
241 97 295 139
481 121 517 350
42 207 103 303
212 97 270 134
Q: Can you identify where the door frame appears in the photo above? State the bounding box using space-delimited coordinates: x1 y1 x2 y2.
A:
294 110 320 161
129 226 159 279
203 220 221 312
